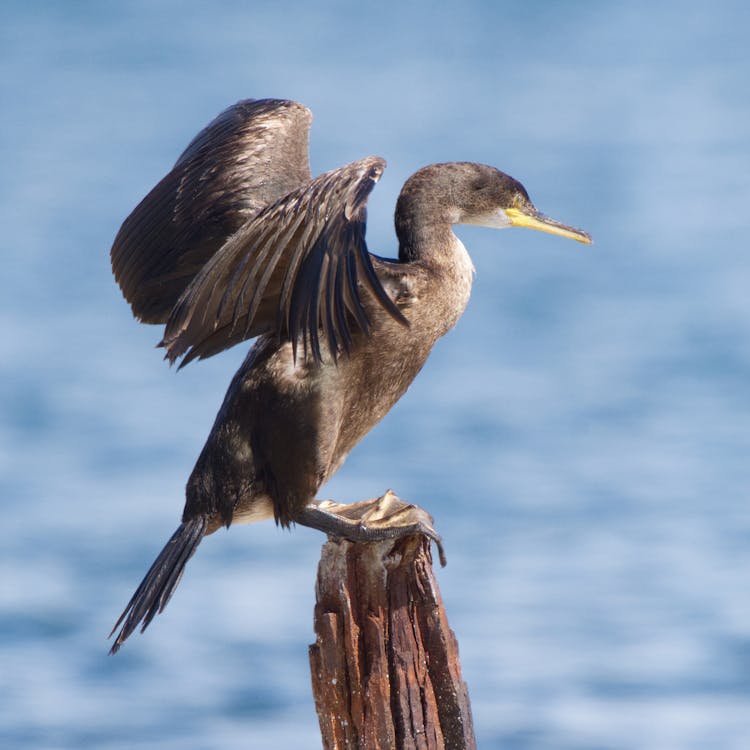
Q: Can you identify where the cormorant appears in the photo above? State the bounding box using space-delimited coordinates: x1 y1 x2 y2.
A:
109 98 591 652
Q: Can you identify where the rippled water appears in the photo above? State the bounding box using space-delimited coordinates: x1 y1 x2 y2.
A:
2 2 750 748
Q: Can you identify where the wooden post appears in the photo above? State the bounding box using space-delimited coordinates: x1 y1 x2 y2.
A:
309 533 476 749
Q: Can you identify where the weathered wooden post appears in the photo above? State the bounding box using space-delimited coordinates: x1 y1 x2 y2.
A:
308 496 476 750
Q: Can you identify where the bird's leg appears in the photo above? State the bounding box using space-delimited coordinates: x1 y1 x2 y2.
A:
296 489 447 567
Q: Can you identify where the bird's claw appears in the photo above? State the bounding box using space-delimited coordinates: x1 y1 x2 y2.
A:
300 490 447 566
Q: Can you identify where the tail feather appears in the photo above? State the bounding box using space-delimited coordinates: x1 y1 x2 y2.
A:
109 517 207 654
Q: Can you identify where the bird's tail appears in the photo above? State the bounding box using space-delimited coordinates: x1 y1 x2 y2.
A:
109 516 207 654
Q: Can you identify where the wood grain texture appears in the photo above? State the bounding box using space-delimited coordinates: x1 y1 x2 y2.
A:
309 534 475 750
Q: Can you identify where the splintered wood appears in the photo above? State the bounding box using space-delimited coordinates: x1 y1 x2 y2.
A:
309 535 475 750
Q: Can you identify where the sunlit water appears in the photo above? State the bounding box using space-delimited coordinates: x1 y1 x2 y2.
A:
2 2 750 748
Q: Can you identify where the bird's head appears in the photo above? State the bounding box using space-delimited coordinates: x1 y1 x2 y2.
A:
458 163 592 244
397 162 592 246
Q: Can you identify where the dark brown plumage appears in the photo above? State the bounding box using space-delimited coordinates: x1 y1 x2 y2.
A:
109 98 591 653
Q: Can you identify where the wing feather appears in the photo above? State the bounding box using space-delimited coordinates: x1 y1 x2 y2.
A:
161 156 408 366
110 99 312 323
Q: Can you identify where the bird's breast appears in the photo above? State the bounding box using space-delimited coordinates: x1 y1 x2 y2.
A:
325 248 474 464
396 236 475 338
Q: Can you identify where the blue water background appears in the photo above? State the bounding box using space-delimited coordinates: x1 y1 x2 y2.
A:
2 1 750 748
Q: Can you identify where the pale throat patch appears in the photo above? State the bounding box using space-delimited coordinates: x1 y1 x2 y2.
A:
460 207 511 230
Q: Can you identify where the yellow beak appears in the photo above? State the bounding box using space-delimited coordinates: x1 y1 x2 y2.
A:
505 207 592 244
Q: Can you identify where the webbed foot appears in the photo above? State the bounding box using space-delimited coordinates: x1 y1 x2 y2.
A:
296 490 446 566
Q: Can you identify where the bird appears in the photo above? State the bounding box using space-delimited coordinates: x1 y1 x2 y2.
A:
108 98 591 653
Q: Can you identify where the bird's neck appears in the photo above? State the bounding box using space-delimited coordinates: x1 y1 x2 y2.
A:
397 221 474 284
395 189 463 266
396 209 476 292
395 200 475 333
396 223 475 343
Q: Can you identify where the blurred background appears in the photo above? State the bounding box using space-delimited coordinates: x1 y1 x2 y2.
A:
2 1 750 748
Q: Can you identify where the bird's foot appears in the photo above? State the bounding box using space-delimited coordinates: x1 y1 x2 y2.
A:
297 490 446 567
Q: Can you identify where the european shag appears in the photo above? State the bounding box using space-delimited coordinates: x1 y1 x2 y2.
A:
109 98 591 652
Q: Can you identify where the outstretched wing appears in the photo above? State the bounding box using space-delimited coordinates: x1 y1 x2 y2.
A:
110 99 313 323
161 156 408 366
